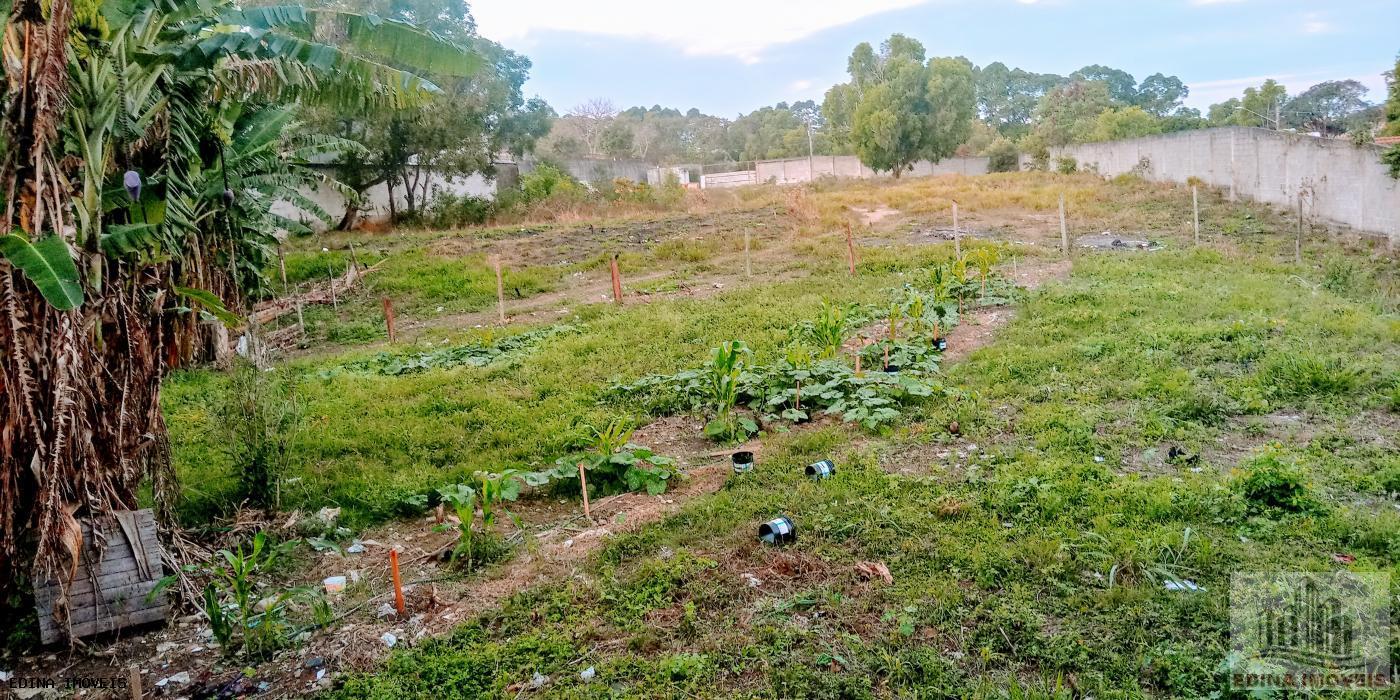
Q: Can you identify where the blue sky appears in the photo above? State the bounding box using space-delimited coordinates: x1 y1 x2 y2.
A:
470 0 1399 118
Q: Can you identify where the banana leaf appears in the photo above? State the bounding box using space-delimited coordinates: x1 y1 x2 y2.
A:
0 232 84 310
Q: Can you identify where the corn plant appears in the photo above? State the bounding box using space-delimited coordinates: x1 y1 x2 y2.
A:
970 246 1000 298
151 532 308 658
796 302 850 359
702 341 758 441
437 469 528 569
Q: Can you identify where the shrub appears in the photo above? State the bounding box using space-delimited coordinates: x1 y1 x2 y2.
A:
1231 452 1320 514
520 162 582 202
985 138 1019 173
1383 144 1400 179
426 192 495 228
222 361 302 508
1055 156 1078 174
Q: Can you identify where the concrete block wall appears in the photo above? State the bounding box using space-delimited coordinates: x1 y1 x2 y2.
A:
1052 127 1400 243
751 154 989 185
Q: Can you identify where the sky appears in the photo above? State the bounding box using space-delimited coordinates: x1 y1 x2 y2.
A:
468 0 1399 118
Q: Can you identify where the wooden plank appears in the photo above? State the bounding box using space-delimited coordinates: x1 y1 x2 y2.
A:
33 510 168 644
36 580 164 622
61 607 168 641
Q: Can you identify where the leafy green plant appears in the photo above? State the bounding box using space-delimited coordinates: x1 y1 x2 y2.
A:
543 419 679 494
702 341 757 441
153 532 307 658
436 469 530 569
1231 451 1320 514
792 302 852 359
327 324 578 376
969 246 1001 298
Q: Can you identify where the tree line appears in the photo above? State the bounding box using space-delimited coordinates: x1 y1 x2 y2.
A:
535 34 1396 175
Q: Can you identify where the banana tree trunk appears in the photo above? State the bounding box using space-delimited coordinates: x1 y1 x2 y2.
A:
0 0 180 639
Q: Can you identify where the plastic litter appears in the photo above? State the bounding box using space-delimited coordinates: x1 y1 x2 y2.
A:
323 576 346 594
1164 579 1203 592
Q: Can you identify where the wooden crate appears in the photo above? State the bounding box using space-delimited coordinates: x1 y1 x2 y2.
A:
34 509 169 644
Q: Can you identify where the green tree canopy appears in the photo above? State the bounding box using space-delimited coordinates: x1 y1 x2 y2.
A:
836 35 976 176
1033 80 1114 146
1285 80 1372 135
1090 106 1163 141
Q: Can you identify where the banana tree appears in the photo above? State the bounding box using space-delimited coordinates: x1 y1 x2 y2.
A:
0 0 487 638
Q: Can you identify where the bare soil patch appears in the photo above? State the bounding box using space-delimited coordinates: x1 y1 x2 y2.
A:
19 459 732 698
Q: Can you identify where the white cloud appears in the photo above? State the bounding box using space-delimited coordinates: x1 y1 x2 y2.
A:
1300 12 1332 34
471 0 936 63
789 79 814 92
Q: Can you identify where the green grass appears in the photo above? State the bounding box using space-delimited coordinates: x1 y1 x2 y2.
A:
322 238 1395 699
161 175 1398 697
168 266 930 525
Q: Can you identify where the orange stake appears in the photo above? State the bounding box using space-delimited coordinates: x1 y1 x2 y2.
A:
609 254 624 304
577 462 592 519
382 297 397 343
389 549 405 616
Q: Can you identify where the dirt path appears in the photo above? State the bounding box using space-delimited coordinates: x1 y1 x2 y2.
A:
941 258 1071 363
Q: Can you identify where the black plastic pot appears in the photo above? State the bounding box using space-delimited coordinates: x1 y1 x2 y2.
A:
758 516 796 545
732 451 755 474
936 338 948 352
805 459 836 480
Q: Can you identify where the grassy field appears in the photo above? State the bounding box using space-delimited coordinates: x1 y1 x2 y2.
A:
160 173 1397 697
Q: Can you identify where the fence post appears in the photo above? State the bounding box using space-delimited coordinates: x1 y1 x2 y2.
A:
1059 193 1070 256
492 256 506 324
845 222 856 275
744 229 752 278
327 262 338 310
952 201 961 257
1295 193 1303 265
1192 186 1200 245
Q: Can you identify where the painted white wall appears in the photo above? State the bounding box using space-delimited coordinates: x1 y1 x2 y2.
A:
271 171 498 232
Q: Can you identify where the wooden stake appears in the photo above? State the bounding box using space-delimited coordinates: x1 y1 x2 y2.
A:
382 297 397 343
883 343 889 370
492 256 506 324
128 666 142 700
845 222 856 275
294 300 306 340
1295 193 1303 265
854 351 862 375
389 549 405 617
609 254 623 304
348 242 362 273
577 462 592 519
327 263 338 310
1058 192 1069 255
743 229 751 277
952 201 960 257
795 380 801 411
1191 186 1200 245
277 245 289 295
